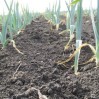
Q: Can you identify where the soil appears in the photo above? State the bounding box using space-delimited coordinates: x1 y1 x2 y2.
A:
0 15 98 99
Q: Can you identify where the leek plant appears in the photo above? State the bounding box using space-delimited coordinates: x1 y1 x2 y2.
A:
7 1 38 38
11 2 22 34
0 0 39 53
63 0 83 74
66 11 70 30
44 4 52 21
90 0 99 66
58 0 83 74
0 0 23 54
74 0 83 74
4 1 22 39
0 0 13 48
64 0 76 50
8 2 28 37
0 16 2 24
21 7 40 29
21 6 33 27
44 0 61 30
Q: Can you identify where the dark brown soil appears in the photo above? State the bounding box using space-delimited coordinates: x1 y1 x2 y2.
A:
0 16 98 99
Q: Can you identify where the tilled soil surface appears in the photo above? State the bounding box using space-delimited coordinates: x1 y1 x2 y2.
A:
0 16 99 99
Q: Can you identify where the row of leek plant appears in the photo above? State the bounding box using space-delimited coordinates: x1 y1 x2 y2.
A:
0 0 39 50
44 0 61 30
7 1 39 39
71 0 99 74
59 0 99 75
